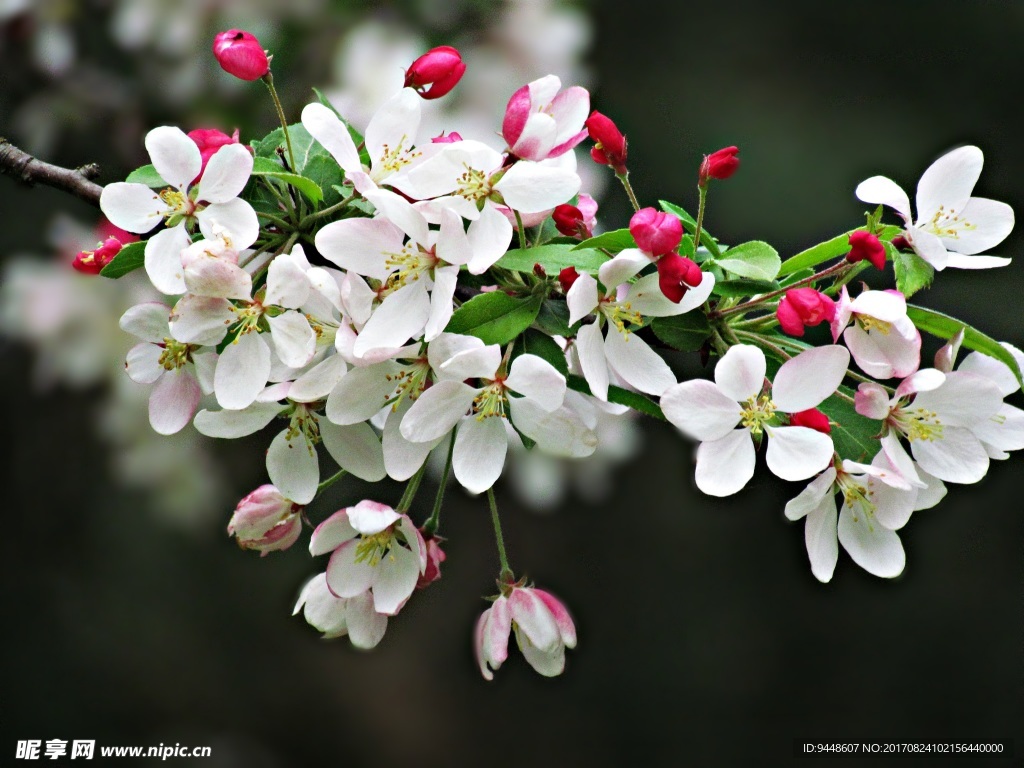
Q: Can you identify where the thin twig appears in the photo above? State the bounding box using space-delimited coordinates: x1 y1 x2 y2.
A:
0 138 103 207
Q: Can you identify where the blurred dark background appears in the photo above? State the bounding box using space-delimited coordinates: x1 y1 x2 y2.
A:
1 1 1021 766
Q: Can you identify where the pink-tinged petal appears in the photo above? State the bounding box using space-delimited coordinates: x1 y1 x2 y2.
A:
466 205 514 274
502 84 532 147
290 354 348 403
326 540 376 598
344 499 400 535
193 402 281 438
325 362 401 425
310 510 359 556
913 371 1002 427
438 344 502 382
855 175 911 222
509 588 560 652
315 218 403 281
183 254 252 300
169 294 234 346
508 398 598 458
320 421 387 482
144 225 190 295
397 514 428 572
910 426 989 484
575 322 609 401
934 328 965 374
830 286 853 341
353 281 430 358
511 112 558 161
371 542 420 615
478 597 512 680
294 574 350 638
878 434 924 490
119 302 171 343
196 199 259 250
784 467 837 521
532 589 576 648
528 74 562 105
301 103 361 173
192 351 217 394
662 380 742 442
695 430 756 497
603 329 676 397
566 271 599 326
506 354 566 412
215 332 272 410
855 382 891 420
845 324 921 381
346 590 388 649
149 368 201 435
942 197 1014 254
145 126 201 189
264 253 311 308
804 492 839 583
915 145 982 224
960 344 1024 397
100 182 168 234
773 345 850 412
493 161 581 214
196 143 253 203
837 503 905 578
714 344 766 402
268 312 316 369
365 87 421 175
382 405 440 481
941 253 1012 270
849 289 906 323
400 380 477 443
548 86 590 147
598 249 649 289
267 429 319 504
452 415 507 494
424 265 460 342
126 343 164 384
515 626 566 677
765 426 835 481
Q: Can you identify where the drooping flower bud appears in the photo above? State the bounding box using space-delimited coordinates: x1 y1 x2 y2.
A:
187 128 248 184
630 207 682 257
416 537 447 589
227 485 302 555
213 30 269 81
552 204 591 239
789 408 831 434
559 266 581 293
404 46 466 100
475 586 577 680
585 111 628 174
431 131 463 144
72 237 123 275
699 145 740 185
846 230 886 271
777 288 837 337
656 253 703 303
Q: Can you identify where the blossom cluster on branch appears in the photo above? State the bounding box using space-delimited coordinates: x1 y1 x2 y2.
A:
19 32 1024 680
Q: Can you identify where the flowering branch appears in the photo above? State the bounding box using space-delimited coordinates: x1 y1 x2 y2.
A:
0 138 103 206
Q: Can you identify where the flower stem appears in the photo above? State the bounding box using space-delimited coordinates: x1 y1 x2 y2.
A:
263 72 296 174
255 210 292 230
397 464 427 514
514 210 527 250
715 260 851 318
300 192 357 227
692 183 708 254
487 486 514 582
423 429 456 537
616 172 641 212
317 468 347 493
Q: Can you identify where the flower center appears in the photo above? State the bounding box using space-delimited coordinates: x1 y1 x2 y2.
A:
890 404 943 442
375 137 420 180
385 357 432 411
856 315 892 335
923 204 977 240
354 529 396 566
285 405 320 452
836 472 878 525
158 338 194 370
381 243 438 296
473 379 508 420
599 298 643 336
456 165 493 202
740 395 776 435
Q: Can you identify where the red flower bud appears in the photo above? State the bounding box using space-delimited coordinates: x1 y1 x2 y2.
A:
416 537 447 589
72 237 123 275
552 204 593 239
776 288 836 337
212 30 269 81
431 131 463 144
404 46 466 100
187 128 249 184
630 207 682 257
559 266 581 293
789 408 831 434
656 253 703 303
699 145 740 185
585 111 627 175
890 235 909 251
846 230 887 271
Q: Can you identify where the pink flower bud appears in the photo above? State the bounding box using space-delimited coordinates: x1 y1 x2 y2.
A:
213 30 269 81
475 586 577 680
630 207 682 257
699 145 740 185
789 408 831 434
585 111 628 174
656 253 703 303
777 288 836 337
552 204 592 239
431 131 463 144
227 485 302 556
416 538 447 589
187 128 248 184
846 230 886 271
559 266 580 293
404 46 466 100
72 237 122 275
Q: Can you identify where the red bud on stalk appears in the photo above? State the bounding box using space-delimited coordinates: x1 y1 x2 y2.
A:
213 30 269 81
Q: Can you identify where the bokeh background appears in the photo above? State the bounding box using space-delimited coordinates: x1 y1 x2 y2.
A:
2 1 1021 765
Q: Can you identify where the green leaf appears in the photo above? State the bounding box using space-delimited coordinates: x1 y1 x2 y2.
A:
510 329 568 377
250 156 323 203
778 225 902 276
496 244 608 275
906 304 1023 386
445 291 543 346
820 387 881 462
711 279 782 298
779 268 815 287
312 87 342 117
125 165 167 188
713 240 781 281
659 199 722 257
302 154 347 207
651 310 712 352
99 241 146 279
566 374 665 420
574 228 636 253
893 249 934 297
534 299 574 337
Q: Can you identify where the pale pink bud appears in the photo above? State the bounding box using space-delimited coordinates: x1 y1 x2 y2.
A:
777 288 836 337
404 46 466 100
630 207 682 257
699 145 740 185
213 29 269 81
656 253 703 303
789 408 831 434
476 586 577 681
846 230 886 271
227 485 302 556
416 538 446 589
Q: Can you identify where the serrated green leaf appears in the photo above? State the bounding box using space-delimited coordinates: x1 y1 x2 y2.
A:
510 329 568 376
906 304 1023 386
574 228 635 253
711 278 782 298
99 241 146 279
302 154 347 207
250 156 323 203
125 165 167 188
820 387 881 462
566 374 665 420
534 299 574 337
659 199 722 257
445 291 543 345
893 249 934 297
713 240 781 281
651 310 712 352
496 244 608 275
778 225 902 276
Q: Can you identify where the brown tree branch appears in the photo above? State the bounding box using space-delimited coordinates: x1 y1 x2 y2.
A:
0 138 103 207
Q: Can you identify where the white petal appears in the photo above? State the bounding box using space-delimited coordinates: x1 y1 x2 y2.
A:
196 199 260 250
215 332 272 410
907 227 950 270
144 225 190 295
290 354 348 403
301 103 361 173
183 254 252 300
363 185 430 245
566 271 599 326
915 145 982 224
268 312 316 369
466 205 514 274
661 380 741 441
315 218 403 281
855 175 911 222
365 88 421 172
772 345 850 413
784 467 837 521
452 415 507 494
912 371 1002 427
309 510 358 556
849 289 906 323
804 493 839 583
265 254 312 308
120 302 170 343
574 322 609 401
193 402 281 437
694 430 755 497
597 249 649 289
625 271 715 317
382 404 441 480
515 626 565 677
168 294 234 345
941 252 1012 270
603 329 676 397
427 332 486 372
346 591 388 649
400 380 477 443
371 543 420 615
959 345 1024 397
148 368 200 435
266 428 319 504
765 426 835 481
914 468 948 510
125 343 164 384
714 344 766 402
505 354 566 412
494 161 581 213
844 324 920 381
509 588 560 652
423 265 459 342
353 281 430 357
325 363 401 425
508 398 598 458
100 182 167 234
196 143 253 203
837 504 905 578
320 421 387 482
294 574 349 638
325 541 376 598
910 426 989 484
145 125 201 189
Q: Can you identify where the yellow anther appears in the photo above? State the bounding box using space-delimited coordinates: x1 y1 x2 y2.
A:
739 395 776 435
157 338 193 371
